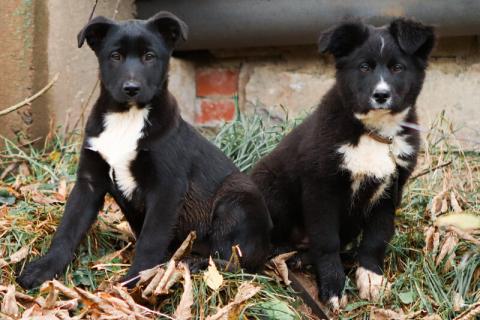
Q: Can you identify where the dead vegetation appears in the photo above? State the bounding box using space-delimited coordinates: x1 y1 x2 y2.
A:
0 111 479 319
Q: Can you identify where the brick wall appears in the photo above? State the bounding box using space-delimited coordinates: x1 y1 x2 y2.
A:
194 68 239 125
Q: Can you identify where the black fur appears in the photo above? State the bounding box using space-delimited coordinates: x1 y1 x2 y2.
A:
252 18 435 303
17 12 272 289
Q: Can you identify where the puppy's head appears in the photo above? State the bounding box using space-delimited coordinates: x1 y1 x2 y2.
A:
319 18 435 116
78 12 188 105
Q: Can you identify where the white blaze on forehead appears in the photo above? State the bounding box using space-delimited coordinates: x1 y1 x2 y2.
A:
87 105 150 199
379 36 385 56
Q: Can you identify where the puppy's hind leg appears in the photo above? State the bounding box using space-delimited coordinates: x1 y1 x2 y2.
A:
210 173 272 272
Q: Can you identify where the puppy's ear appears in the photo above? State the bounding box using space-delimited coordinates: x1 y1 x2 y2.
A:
389 18 435 61
147 11 188 48
77 16 116 50
318 21 369 58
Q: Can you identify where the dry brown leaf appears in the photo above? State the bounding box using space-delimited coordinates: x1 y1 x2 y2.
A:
154 259 181 296
1 285 19 317
450 191 463 213
453 301 480 320
56 178 68 201
111 285 143 315
44 282 59 309
95 242 131 265
0 245 30 267
206 282 261 320
49 280 80 300
268 251 296 285
447 225 480 246
370 307 404 320
174 263 194 320
203 257 223 291
430 190 447 220
138 265 162 286
424 226 439 254
18 162 31 177
453 291 465 312
141 268 165 299
115 221 136 240
171 231 197 262
436 231 459 269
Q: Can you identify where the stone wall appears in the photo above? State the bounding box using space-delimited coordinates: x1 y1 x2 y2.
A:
174 36 480 149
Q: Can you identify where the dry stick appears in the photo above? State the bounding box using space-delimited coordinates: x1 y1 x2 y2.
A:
0 73 60 117
410 161 453 181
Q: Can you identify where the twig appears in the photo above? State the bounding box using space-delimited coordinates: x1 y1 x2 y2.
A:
410 161 453 180
0 73 59 117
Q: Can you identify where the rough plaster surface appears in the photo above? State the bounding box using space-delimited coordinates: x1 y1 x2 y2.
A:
169 58 196 123
240 49 480 149
46 0 135 132
0 0 35 141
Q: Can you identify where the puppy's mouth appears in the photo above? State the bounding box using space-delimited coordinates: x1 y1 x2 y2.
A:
368 98 393 110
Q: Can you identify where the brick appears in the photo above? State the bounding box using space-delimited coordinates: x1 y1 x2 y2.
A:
195 99 236 125
196 68 239 97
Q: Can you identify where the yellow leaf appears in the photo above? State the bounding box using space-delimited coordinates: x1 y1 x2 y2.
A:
435 212 480 230
203 257 223 291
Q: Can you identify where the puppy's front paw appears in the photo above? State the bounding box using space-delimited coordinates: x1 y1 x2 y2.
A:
355 266 391 301
317 270 346 312
327 294 348 313
17 256 62 289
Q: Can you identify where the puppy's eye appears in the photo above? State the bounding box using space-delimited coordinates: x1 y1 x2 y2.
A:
359 63 371 72
110 52 122 61
143 52 156 62
391 63 404 73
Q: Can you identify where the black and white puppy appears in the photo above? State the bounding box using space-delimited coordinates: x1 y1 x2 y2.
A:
17 12 272 289
252 18 435 307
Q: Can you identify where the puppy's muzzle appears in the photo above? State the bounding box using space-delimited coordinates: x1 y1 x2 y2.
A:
123 80 141 97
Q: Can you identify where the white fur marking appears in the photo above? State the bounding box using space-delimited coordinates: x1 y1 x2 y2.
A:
328 296 340 311
338 110 414 203
355 267 391 301
380 36 385 56
376 76 390 92
338 136 396 180
355 107 410 137
88 106 149 199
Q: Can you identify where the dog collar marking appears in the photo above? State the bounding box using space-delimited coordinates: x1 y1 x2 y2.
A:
366 131 393 145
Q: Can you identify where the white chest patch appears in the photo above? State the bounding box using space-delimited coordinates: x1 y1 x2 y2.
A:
338 131 414 204
87 106 150 199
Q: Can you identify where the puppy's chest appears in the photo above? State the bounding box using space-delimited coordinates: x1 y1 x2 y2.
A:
337 134 413 204
87 107 150 199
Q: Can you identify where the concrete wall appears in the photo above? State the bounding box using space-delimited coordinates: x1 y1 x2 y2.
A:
0 0 36 143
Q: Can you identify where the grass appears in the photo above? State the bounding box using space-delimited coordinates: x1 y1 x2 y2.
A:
0 108 479 319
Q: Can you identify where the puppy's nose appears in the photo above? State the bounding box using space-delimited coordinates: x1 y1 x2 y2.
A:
372 90 391 104
123 81 140 97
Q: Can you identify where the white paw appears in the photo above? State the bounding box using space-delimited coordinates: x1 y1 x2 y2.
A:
355 267 391 301
327 295 348 313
